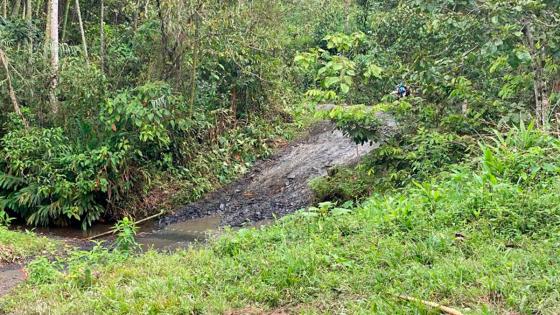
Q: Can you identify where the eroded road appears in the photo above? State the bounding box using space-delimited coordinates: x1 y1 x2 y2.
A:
139 121 384 249
159 121 379 228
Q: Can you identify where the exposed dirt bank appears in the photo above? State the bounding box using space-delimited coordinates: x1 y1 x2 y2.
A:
159 121 381 228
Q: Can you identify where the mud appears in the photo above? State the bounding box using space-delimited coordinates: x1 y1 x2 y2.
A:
158 121 383 228
0 264 26 297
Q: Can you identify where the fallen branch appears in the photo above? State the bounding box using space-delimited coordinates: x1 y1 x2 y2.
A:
86 210 165 241
392 294 464 315
0 48 29 129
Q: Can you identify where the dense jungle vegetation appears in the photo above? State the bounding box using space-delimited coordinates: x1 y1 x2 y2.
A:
1 0 560 314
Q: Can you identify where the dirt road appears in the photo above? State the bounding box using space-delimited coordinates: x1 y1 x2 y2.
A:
159 121 380 228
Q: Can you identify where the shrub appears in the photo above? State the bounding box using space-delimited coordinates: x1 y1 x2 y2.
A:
114 217 139 253
0 128 121 228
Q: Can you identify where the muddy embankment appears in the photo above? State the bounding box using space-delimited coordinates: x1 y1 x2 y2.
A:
162 121 376 226
138 119 395 248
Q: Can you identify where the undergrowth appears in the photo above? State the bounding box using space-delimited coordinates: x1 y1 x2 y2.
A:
2 124 559 314
0 227 57 265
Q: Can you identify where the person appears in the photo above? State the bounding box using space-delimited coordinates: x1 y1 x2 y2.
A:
395 83 410 98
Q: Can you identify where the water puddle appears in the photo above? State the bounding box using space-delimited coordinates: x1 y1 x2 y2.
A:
12 214 223 251
136 215 222 251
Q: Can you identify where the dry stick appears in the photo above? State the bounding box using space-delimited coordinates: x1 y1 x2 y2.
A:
393 294 464 315
87 210 165 241
0 49 30 129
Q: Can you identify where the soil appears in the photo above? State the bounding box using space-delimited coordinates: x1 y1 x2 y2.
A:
159 120 388 228
0 264 26 298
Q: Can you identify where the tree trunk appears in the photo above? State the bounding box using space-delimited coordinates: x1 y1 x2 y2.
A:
0 49 30 128
12 0 21 17
61 0 71 42
155 0 175 78
230 87 237 127
189 10 200 117
26 0 33 54
100 0 105 72
2 0 6 18
523 20 549 128
74 0 88 63
344 0 351 33
45 0 51 44
48 0 59 114
144 0 150 19
133 0 140 30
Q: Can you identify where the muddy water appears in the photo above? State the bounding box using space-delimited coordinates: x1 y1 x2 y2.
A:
136 215 222 251
0 217 222 297
27 223 114 240
22 215 223 251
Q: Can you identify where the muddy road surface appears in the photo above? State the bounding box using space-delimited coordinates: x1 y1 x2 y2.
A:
158 121 380 229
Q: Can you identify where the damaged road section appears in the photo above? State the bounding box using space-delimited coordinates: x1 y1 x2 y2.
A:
160 121 381 227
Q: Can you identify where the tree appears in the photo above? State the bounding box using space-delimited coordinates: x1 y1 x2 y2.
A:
61 0 71 42
48 0 60 114
75 0 88 62
26 0 32 54
0 49 29 128
481 0 560 128
100 0 105 72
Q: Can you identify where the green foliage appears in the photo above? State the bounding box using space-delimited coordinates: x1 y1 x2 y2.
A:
0 0 341 227
0 128 110 228
0 209 12 225
100 82 191 167
300 201 353 219
311 126 476 202
295 32 370 102
4 129 560 314
318 105 384 145
26 257 61 285
309 165 379 202
113 217 139 253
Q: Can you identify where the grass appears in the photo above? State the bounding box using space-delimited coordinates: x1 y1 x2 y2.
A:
0 227 57 265
2 125 560 314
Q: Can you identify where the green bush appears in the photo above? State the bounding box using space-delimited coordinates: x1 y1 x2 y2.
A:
0 81 292 227
0 128 120 228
